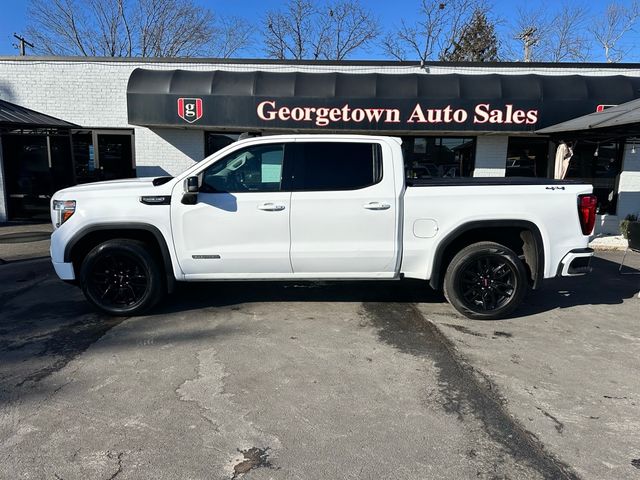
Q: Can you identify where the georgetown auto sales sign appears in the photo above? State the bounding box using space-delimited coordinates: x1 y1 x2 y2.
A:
134 94 590 132
127 69 640 132
169 97 544 132
256 100 538 128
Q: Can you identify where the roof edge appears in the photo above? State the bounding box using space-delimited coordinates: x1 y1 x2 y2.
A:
3 55 640 69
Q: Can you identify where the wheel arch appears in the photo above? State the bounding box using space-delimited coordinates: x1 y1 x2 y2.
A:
64 223 176 293
429 220 545 291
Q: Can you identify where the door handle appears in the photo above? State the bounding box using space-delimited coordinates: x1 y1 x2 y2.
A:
257 202 286 211
363 202 391 210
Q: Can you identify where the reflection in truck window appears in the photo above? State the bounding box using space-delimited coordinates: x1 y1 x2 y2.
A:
201 144 285 193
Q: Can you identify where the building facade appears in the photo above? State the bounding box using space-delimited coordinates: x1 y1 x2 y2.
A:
1 56 639 233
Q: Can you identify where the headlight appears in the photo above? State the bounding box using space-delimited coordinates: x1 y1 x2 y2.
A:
52 200 76 227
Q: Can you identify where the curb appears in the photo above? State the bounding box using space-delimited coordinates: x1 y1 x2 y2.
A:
590 244 627 252
589 236 628 252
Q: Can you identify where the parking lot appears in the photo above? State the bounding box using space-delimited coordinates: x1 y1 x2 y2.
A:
1 228 639 480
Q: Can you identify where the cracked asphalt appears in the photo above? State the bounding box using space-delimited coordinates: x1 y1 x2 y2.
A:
0 252 638 479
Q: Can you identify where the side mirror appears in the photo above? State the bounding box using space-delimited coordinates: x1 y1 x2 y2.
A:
186 176 199 193
182 176 199 205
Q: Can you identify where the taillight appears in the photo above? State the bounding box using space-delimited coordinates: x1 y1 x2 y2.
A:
578 194 597 235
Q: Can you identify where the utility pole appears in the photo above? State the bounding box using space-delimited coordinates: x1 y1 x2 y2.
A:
517 27 538 62
13 33 34 56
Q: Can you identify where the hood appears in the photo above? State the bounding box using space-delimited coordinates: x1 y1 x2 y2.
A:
53 177 172 197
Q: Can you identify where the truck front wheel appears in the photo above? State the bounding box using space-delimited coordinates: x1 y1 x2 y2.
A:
443 241 528 320
80 239 164 316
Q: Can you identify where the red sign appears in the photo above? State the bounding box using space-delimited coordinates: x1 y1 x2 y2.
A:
177 98 203 123
596 104 616 112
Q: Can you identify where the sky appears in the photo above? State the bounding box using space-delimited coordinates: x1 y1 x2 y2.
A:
1 0 640 62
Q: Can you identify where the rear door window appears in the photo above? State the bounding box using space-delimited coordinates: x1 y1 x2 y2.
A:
290 142 382 191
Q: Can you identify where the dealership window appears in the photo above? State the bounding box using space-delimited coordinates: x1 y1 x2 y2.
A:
72 130 135 183
506 137 550 177
401 136 475 179
2 130 75 220
205 132 240 157
205 132 265 157
563 140 623 215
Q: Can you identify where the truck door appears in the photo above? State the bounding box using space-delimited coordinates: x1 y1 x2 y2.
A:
171 142 292 278
289 140 399 277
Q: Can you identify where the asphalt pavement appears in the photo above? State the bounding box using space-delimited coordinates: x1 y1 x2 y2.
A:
0 226 639 479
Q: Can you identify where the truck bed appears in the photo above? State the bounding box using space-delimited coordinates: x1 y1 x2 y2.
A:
407 177 584 187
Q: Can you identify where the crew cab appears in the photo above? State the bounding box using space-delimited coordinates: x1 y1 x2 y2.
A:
50 135 596 319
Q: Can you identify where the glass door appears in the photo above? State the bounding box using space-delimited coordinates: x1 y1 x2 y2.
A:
3 134 51 220
97 133 135 180
72 130 135 183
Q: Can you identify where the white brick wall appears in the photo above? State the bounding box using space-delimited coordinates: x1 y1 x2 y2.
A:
473 136 508 177
618 143 640 220
135 127 204 177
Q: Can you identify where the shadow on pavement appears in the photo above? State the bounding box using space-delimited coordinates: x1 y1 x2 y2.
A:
156 255 639 318
1 253 637 404
155 278 445 316
513 255 639 319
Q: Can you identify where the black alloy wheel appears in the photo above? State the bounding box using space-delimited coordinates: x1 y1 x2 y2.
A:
89 252 148 308
444 241 529 320
458 255 516 311
80 239 164 316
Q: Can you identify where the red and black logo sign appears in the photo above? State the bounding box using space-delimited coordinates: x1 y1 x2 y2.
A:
177 98 203 123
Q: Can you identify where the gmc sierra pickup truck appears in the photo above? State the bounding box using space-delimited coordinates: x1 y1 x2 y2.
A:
50 135 596 319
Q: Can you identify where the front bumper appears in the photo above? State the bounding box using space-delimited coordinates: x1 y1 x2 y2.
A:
557 248 594 277
52 260 75 280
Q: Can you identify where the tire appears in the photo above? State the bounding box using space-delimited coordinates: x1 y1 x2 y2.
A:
79 239 164 316
443 241 529 320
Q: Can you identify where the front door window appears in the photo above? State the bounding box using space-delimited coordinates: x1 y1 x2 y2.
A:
201 144 284 193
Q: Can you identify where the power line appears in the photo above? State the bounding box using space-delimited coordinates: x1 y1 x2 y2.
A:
12 33 34 56
517 27 538 62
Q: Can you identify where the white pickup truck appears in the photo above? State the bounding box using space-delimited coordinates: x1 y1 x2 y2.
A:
50 135 596 319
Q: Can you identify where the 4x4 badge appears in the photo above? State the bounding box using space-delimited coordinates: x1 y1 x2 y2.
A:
177 98 203 123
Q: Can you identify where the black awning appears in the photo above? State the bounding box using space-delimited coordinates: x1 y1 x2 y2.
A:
0 99 78 129
126 69 640 133
537 97 640 136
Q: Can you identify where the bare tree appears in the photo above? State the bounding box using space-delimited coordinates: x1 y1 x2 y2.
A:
26 0 253 58
321 1 380 60
544 4 590 62
381 0 483 62
590 1 640 62
263 0 379 60
212 16 254 59
508 2 590 62
264 0 321 59
134 0 215 57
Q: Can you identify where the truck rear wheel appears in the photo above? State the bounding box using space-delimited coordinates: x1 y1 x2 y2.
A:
80 239 164 316
443 241 528 320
